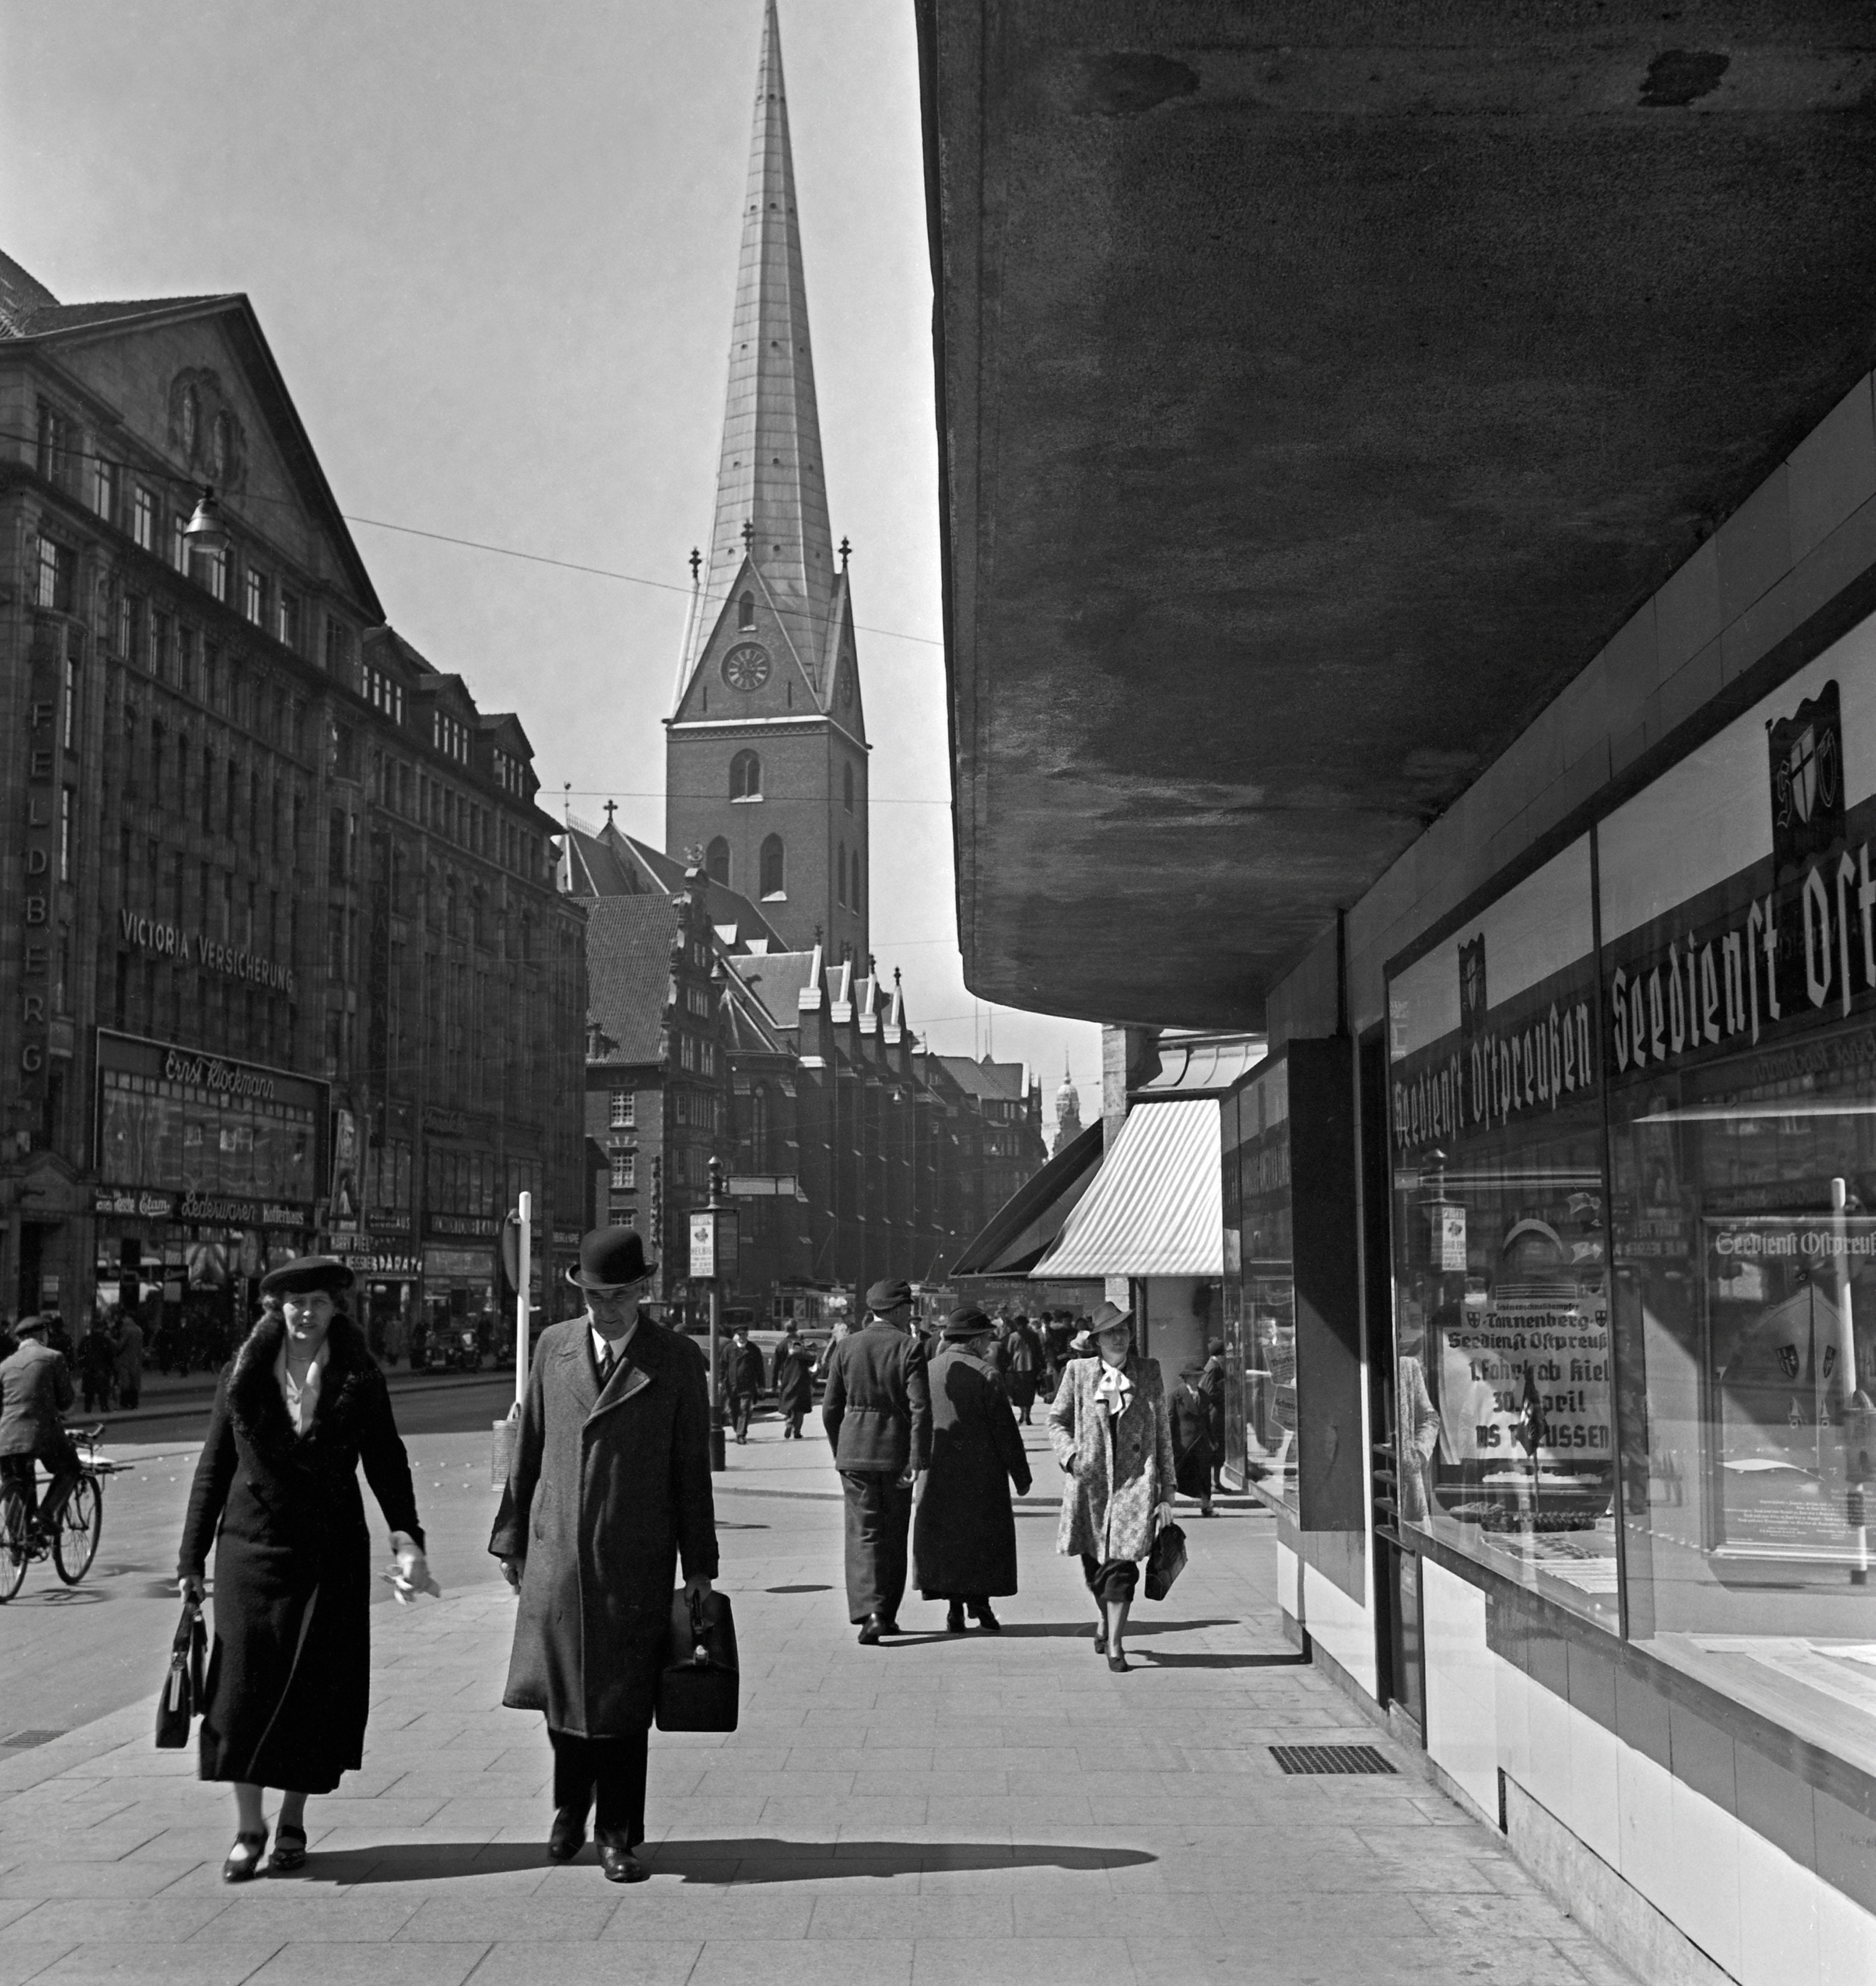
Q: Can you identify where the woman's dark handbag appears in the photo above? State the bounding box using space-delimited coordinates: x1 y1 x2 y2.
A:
1145 1520 1188 1602
654 1588 740 1733
155 1603 206 1749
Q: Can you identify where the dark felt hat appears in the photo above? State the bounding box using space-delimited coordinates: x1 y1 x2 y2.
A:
259 1255 355 1299
942 1306 994 1340
567 1226 656 1289
1208 1338 1225 1358
865 1277 913 1312
1088 1299 1133 1336
13 1313 47 1338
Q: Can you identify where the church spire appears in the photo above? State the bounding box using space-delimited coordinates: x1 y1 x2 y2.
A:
678 0 835 702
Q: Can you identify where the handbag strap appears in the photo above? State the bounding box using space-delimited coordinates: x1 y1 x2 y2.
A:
172 1602 200 1655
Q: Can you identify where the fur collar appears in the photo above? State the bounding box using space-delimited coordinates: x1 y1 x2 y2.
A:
228 1311 375 1451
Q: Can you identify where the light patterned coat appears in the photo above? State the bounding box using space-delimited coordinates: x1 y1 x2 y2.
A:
1048 1353 1176 1562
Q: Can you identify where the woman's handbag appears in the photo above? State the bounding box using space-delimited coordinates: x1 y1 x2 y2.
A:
1145 1519 1188 1602
654 1587 740 1733
154 1602 206 1749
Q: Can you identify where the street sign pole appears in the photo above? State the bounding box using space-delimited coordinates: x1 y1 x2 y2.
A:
706 1160 727 1472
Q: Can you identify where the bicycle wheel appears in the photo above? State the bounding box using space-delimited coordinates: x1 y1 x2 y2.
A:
53 1476 101 1585
0 1492 28 1602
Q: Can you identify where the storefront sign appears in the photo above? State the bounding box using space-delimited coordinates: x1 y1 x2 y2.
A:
95 1189 176 1219
425 1212 497 1239
423 1105 468 1137
18 679 54 1092
160 1047 281 1102
332 1243 421 1277
424 1245 494 1280
1435 1288 1613 1464
119 908 298 997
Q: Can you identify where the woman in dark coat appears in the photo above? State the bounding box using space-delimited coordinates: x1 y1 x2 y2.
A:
177 1257 431 1883
912 1308 1031 1633
1169 1363 1216 1517
1003 1316 1041 1423
772 1330 815 1438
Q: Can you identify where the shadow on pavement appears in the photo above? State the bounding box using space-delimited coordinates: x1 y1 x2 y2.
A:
883 1617 1236 1646
1141 1650 1308 1669
299 1838 1157 1884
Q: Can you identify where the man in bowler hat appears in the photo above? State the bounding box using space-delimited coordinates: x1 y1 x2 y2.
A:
491 1226 718 1883
822 1277 930 1643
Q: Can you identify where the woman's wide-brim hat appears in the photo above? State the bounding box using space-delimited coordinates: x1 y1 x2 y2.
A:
1088 1299 1133 1336
260 1255 355 1299
568 1226 656 1289
942 1305 995 1341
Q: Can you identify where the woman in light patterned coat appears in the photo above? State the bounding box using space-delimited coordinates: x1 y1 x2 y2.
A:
1047 1300 1176 1673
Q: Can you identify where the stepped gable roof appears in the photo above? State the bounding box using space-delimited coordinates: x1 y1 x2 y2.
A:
730 950 820 1030
581 895 682 1066
936 1054 1028 1103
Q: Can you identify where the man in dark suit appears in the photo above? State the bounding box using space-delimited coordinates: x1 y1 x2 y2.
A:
0 1315 81 1542
822 1277 931 1644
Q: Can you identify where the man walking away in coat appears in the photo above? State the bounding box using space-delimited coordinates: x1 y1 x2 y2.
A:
115 1311 144 1410
0 1316 82 1544
727 1327 765 1444
80 1319 117 1414
1198 1339 1227 1493
822 1277 931 1643
491 1227 718 1884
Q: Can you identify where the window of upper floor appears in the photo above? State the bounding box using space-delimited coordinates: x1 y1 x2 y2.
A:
36 538 75 614
244 567 267 628
759 834 785 901
738 591 756 632
706 836 730 886
90 455 116 524
610 1086 635 1129
730 749 762 801
132 487 157 553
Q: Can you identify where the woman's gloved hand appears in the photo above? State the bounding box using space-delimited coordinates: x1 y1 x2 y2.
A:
387 1530 442 1603
177 1571 206 1608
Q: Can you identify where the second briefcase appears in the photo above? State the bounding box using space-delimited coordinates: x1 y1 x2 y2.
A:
654 1587 740 1733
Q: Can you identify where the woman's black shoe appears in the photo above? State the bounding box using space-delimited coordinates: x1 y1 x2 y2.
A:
1107 1651 1131 1673
1092 1623 1106 1654
268 1824 308 1874
945 1602 967 1633
547 1807 588 1862
221 1830 268 1883
970 1603 1001 1632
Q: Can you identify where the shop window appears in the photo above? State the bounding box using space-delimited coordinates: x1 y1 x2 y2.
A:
730 750 761 800
1388 834 1615 1627
760 834 785 900
706 836 730 886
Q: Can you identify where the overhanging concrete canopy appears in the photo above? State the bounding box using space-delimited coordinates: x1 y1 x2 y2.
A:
918 3 1876 1026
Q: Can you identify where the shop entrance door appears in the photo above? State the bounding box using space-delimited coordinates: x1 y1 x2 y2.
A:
16 1223 45 1316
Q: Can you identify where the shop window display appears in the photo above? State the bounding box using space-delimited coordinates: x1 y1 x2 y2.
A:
1387 837 1619 1626
1223 1056 1297 1510
1601 625 1876 1768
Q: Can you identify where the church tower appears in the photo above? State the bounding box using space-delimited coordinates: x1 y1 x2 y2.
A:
667 0 868 965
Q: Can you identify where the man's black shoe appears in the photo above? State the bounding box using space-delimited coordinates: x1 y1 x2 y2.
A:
857 1613 887 1645
547 1807 588 1862
598 1839 650 1883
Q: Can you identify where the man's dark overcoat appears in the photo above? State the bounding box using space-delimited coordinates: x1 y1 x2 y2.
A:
490 1316 718 1737
821 1320 931 1472
1168 1379 1216 1498
177 1311 423 1794
912 1348 1032 1598
772 1338 815 1418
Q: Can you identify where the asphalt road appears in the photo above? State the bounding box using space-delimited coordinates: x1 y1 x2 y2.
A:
0 1379 523 1748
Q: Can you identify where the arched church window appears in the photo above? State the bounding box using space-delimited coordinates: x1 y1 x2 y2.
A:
749 1084 770 1170
837 844 847 907
706 836 730 886
730 749 761 800
760 834 785 900
843 762 854 814
738 591 756 632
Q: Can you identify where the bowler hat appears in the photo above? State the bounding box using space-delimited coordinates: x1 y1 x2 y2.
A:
1088 1300 1133 1336
865 1277 913 1312
260 1255 355 1299
942 1306 994 1341
568 1226 655 1290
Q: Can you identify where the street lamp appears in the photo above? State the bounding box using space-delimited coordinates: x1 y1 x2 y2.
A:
182 486 230 553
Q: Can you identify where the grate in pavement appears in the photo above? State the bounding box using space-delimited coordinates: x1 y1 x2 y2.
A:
1 1730 67 1750
1269 1743 1396 1776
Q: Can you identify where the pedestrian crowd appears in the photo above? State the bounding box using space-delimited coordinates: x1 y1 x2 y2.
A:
3 1229 1233 1896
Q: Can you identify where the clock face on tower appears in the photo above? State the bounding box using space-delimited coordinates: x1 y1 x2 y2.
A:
721 643 771 692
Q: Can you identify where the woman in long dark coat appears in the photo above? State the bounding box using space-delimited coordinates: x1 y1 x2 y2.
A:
772 1329 815 1438
912 1308 1031 1633
177 1257 430 1882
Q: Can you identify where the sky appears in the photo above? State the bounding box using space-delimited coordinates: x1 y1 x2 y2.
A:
0 0 1102 1139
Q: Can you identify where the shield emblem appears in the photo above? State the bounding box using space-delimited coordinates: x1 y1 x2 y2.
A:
1782 726 1818 825
1777 1344 1800 1380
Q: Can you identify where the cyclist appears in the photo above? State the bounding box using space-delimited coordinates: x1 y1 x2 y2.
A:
0 1314 83 1546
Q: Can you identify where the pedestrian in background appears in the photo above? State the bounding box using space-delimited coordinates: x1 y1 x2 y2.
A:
491 1226 717 1884
1170 1362 1216 1517
772 1328 814 1439
81 1320 117 1414
727 1326 765 1444
114 1310 144 1410
1198 1339 1226 1494
822 1276 930 1644
1004 1314 1041 1423
914 1307 1031 1632
177 1257 432 1883
1048 1300 1176 1673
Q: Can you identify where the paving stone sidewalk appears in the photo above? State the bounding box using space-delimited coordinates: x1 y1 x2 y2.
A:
0 1425 1638 1986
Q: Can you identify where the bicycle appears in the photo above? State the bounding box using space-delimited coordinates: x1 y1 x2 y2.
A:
0 1423 130 1602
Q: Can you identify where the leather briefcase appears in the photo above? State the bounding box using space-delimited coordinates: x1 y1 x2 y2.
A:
654 1588 739 1733
155 1603 206 1749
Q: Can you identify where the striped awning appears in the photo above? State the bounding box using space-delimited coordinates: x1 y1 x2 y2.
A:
1031 1097 1222 1280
